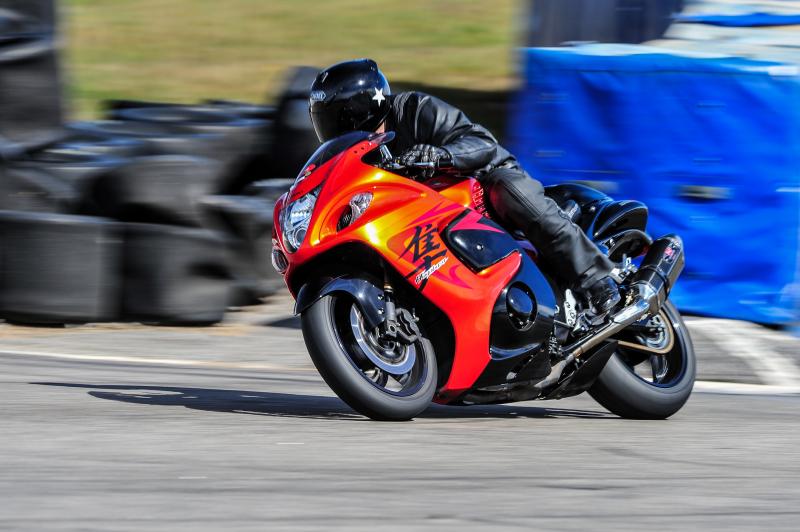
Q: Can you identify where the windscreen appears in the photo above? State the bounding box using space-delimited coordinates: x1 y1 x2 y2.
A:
296 130 395 180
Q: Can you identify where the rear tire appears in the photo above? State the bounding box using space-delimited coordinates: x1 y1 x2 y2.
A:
302 294 437 421
589 301 695 419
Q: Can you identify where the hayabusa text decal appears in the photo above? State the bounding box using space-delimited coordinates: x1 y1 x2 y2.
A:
399 223 447 290
414 257 448 285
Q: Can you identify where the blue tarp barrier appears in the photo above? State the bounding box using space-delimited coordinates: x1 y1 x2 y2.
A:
507 45 800 324
676 12 800 27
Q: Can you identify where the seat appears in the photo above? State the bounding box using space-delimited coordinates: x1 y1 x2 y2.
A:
544 183 611 232
543 183 648 240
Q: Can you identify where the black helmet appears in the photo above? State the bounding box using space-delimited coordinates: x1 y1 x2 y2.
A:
309 58 391 142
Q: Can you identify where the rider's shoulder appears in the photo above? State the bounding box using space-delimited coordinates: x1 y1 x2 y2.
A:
392 91 447 112
392 90 439 103
392 91 423 106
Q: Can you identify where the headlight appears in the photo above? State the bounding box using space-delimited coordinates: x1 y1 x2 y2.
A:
280 186 321 252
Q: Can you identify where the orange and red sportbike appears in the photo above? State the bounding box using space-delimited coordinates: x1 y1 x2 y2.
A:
272 131 695 420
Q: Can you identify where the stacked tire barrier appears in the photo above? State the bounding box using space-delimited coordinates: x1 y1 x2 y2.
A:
0 211 120 324
0 102 294 324
0 0 57 28
0 39 309 324
0 0 64 143
270 66 322 179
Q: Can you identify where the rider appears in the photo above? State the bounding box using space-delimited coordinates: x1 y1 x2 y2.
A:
308 58 621 316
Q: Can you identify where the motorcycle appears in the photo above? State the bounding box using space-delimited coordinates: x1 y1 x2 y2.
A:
271 130 695 421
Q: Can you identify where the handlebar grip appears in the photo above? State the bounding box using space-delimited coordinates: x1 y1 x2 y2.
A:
412 156 454 170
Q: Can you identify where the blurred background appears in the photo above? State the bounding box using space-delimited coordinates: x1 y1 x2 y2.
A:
3 4 800 530
0 0 797 328
63 0 518 119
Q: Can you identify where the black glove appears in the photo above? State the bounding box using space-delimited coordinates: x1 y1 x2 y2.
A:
397 144 451 168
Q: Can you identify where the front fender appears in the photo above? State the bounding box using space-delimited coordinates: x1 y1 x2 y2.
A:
294 275 386 330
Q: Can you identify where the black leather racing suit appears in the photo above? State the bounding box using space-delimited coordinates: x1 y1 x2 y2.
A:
386 91 615 290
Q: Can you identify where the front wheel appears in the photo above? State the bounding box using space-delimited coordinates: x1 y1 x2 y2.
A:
589 301 695 419
301 293 437 421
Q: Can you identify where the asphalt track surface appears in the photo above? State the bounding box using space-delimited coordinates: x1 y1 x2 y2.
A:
2 297 800 531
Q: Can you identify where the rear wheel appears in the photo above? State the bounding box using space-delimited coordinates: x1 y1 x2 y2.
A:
301 292 437 421
589 301 695 419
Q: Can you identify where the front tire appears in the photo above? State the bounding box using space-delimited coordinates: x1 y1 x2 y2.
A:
301 293 437 421
589 301 695 419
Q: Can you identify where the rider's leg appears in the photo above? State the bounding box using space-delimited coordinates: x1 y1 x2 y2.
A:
480 167 620 314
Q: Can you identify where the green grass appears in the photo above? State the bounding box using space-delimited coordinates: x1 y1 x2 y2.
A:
62 0 521 118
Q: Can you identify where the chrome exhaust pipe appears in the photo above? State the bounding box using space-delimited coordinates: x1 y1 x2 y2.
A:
562 234 685 362
630 234 685 315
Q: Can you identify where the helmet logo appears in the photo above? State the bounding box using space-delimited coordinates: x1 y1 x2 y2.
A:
310 90 327 102
372 88 386 105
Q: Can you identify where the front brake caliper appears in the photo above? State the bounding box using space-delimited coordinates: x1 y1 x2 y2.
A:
392 308 421 345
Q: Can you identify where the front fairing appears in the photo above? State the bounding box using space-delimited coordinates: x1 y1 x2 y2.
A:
286 131 394 202
273 133 432 284
272 131 544 403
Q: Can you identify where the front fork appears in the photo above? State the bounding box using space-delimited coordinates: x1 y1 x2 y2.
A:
379 269 421 346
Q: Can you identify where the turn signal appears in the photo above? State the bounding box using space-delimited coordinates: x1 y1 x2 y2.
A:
271 239 289 273
338 192 373 230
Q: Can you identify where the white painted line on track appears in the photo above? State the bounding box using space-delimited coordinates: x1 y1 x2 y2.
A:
685 317 800 345
2 349 799 396
686 319 800 387
0 349 315 373
694 380 800 396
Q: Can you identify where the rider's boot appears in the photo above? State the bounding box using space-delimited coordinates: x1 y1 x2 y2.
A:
585 276 622 320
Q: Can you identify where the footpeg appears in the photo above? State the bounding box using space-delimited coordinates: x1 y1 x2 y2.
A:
586 276 622 317
561 235 685 362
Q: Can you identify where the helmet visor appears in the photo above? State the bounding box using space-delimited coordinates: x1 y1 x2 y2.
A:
310 108 351 143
